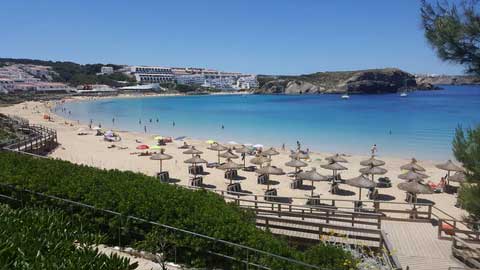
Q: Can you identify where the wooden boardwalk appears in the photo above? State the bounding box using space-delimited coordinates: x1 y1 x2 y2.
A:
382 220 464 270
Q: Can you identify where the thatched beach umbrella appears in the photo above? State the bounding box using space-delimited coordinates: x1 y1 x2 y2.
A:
360 156 386 167
298 168 328 196
183 146 203 156
325 154 348 163
150 149 172 173
250 155 272 168
285 158 308 181
448 171 467 184
359 165 387 183
262 147 280 158
397 181 433 203
256 165 284 190
208 143 228 163
321 161 348 180
178 142 190 149
219 149 239 160
289 151 310 160
398 170 429 181
346 174 376 200
436 160 464 184
235 146 251 168
400 158 426 172
217 158 243 184
184 155 208 179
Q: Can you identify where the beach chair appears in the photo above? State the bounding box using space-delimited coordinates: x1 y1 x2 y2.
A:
290 179 302 189
225 170 238 179
257 174 269 184
306 194 321 206
264 189 277 201
207 162 219 168
189 176 203 187
227 183 242 194
428 180 445 193
243 165 256 172
377 177 392 188
157 171 170 182
330 182 339 194
354 201 363 212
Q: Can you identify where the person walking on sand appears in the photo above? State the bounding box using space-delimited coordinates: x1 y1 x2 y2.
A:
371 144 377 156
173 121 175 127
144 125 147 133
221 124 224 129
282 143 285 151
112 117 115 125
296 141 301 151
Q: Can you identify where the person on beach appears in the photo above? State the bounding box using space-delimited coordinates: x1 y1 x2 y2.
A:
149 119 152 123
173 121 175 127
112 117 115 124
144 126 147 133
296 141 301 151
371 144 377 156
139 119 142 125
221 124 224 129
99 123 102 128
156 118 159 123
282 143 285 151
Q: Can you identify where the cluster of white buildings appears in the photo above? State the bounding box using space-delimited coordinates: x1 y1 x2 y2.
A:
0 64 73 94
130 66 258 90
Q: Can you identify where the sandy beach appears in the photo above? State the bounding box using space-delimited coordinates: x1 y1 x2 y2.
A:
0 98 466 220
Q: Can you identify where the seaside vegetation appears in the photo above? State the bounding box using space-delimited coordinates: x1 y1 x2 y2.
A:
0 151 356 269
0 205 137 269
421 0 480 75
0 58 136 87
453 125 480 221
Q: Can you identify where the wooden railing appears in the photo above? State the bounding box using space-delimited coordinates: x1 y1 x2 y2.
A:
2 123 57 155
452 236 480 269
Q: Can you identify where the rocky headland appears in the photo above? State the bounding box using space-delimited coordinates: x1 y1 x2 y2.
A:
255 68 439 94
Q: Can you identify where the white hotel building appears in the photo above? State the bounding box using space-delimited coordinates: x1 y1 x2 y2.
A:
131 66 174 84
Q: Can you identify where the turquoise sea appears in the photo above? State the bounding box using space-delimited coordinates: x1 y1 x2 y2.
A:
58 85 480 160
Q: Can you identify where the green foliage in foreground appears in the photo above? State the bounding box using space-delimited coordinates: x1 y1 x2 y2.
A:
0 152 355 269
0 205 136 270
453 125 480 220
421 0 480 75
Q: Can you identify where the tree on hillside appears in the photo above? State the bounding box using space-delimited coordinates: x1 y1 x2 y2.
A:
421 0 480 75
453 126 480 220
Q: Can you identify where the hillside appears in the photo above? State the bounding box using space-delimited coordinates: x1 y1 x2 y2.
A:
256 68 438 94
0 58 135 87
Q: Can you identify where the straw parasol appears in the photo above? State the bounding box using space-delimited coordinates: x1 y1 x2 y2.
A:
359 165 387 183
321 161 348 180
250 155 272 168
285 158 308 182
298 168 328 196
436 160 464 184
448 171 467 183
178 142 190 149
290 151 310 160
217 158 243 184
345 174 376 200
400 158 426 172
235 146 251 168
184 155 208 179
208 143 228 163
219 149 239 159
262 147 280 158
360 156 386 167
325 154 348 163
256 165 285 190
397 181 433 203
150 149 172 173
183 146 203 156
398 170 429 181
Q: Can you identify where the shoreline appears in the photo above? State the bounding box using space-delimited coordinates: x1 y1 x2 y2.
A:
0 99 466 220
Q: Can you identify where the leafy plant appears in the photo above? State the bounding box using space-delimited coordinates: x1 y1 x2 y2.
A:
0 152 356 269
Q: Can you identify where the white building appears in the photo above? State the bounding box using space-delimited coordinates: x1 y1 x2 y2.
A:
35 82 73 93
235 75 258 89
131 66 174 84
100 66 114 75
175 74 205 85
0 78 15 92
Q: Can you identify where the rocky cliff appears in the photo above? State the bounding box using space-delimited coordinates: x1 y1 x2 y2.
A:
255 68 438 94
415 75 480 85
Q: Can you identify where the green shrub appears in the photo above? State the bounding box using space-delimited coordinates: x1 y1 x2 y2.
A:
0 205 137 270
0 152 355 269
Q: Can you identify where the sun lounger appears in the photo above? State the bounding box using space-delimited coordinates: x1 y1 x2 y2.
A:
188 165 204 175
257 174 269 184
330 182 340 194
225 170 238 179
207 162 219 168
157 171 170 182
189 176 203 187
77 132 88 136
243 166 256 172
306 194 321 206
227 183 242 194
428 180 445 193
290 178 303 189
377 177 392 188
264 188 277 201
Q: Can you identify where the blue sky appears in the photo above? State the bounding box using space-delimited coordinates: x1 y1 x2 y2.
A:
0 0 465 75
